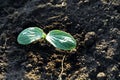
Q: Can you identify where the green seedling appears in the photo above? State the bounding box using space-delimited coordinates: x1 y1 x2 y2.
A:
17 27 77 50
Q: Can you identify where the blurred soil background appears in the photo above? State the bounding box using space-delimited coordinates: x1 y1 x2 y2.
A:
0 0 120 80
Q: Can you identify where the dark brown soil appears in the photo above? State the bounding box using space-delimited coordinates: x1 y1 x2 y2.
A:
0 0 120 80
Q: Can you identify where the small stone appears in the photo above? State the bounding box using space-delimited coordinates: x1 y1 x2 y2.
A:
97 72 106 80
84 32 96 47
27 64 32 67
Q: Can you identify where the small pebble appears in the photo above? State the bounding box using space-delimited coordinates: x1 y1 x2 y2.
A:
97 72 106 80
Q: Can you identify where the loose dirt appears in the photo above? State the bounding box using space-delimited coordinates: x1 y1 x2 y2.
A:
0 0 120 80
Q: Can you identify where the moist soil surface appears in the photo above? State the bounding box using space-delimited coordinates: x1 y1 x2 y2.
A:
0 0 120 80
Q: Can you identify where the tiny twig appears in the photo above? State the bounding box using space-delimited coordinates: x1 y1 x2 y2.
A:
58 55 66 80
3 8 10 14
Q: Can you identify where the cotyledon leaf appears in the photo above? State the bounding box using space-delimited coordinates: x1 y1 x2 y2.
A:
46 30 77 50
17 27 46 45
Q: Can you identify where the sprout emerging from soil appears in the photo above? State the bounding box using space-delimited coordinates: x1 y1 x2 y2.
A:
17 27 77 50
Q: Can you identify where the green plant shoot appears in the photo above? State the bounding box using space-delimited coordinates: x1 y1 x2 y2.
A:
17 27 76 50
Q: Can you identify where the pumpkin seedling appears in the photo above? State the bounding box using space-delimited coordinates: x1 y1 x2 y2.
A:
17 27 77 50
